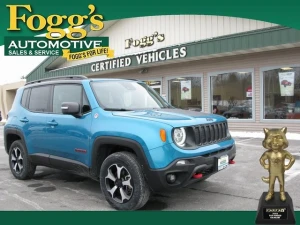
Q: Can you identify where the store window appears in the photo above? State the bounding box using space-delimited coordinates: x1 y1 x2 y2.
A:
210 72 253 119
263 67 300 120
169 77 202 111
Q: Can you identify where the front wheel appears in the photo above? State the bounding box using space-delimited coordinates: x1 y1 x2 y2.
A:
100 152 150 210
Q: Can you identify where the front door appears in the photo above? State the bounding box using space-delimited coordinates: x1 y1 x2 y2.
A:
45 84 92 167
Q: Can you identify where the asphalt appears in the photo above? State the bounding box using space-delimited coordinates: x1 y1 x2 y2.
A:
0 126 299 211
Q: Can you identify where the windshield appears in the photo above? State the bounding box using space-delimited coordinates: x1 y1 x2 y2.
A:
91 80 172 111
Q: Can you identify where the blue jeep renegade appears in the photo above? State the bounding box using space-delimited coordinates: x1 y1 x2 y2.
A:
4 75 236 210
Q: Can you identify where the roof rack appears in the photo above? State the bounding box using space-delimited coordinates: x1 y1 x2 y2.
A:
25 75 88 86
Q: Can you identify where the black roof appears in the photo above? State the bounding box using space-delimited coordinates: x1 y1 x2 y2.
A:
24 75 142 88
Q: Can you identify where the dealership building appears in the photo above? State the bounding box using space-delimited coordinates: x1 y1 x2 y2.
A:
7 15 300 132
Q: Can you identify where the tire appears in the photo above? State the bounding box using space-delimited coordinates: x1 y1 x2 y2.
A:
8 140 36 180
100 152 150 210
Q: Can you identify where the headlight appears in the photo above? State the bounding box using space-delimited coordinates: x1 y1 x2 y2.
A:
173 128 186 147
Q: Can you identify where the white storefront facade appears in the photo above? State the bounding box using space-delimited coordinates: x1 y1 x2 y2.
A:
26 15 300 132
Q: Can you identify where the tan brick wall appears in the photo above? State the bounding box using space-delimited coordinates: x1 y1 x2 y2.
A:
0 81 25 121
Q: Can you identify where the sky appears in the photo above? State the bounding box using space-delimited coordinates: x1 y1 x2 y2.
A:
0 45 47 85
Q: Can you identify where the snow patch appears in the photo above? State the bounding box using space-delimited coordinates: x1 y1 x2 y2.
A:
230 131 300 140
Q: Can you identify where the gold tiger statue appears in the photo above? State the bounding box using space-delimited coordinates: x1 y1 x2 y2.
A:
259 127 295 202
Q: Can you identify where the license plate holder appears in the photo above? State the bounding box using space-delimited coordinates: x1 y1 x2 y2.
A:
217 155 229 171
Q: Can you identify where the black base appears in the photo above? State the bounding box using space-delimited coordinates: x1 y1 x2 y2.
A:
255 192 296 225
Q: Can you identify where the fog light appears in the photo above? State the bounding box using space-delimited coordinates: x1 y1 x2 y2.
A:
176 160 186 165
166 174 176 184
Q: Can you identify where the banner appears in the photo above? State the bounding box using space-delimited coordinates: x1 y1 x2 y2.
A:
278 72 295 96
181 80 191 100
62 47 114 61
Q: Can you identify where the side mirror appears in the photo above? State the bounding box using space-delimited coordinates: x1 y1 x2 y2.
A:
61 102 80 117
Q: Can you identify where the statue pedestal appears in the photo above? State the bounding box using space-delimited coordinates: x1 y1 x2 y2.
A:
255 192 296 224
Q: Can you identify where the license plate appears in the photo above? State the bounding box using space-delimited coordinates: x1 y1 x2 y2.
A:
218 155 229 171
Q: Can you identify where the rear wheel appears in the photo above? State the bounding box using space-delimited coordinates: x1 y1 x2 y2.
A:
100 152 150 210
8 140 36 180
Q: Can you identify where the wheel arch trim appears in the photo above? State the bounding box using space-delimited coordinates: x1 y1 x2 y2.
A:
90 136 151 179
4 127 26 154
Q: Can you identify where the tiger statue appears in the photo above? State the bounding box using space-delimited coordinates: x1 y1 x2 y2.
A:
259 127 295 202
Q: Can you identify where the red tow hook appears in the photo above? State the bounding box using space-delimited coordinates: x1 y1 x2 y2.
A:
193 173 203 179
229 159 235 164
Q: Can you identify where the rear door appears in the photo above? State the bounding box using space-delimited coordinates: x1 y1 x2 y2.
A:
21 85 52 156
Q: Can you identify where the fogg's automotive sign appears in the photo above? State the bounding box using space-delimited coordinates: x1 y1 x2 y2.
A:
5 4 114 60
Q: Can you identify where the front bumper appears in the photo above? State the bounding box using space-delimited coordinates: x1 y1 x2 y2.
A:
143 144 236 192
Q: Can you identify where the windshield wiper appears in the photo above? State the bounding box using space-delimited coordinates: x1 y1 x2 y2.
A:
103 108 130 111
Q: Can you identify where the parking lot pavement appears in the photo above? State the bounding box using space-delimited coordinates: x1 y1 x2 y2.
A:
0 126 299 211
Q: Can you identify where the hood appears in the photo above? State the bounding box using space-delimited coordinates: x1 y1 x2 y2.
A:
112 108 227 127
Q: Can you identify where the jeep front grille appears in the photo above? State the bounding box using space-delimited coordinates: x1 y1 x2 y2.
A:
192 122 228 146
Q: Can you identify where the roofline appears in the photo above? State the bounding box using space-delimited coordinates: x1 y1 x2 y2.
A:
25 23 94 79
26 25 298 82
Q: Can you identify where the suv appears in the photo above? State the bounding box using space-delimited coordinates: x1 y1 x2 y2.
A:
4 76 236 210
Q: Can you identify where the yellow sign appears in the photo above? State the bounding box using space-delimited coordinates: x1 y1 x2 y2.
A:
6 4 104 40
62 47 114 61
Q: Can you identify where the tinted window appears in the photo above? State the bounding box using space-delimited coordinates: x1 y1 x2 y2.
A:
53 85 82 114
21 89 29 107
210 72 253 119
28 86 51 112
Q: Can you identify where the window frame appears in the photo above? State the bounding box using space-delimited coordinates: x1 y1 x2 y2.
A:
20 88 31 109
27 85 52 113
208 68 255 122
51 83 91 115
166 74 204 111
260 64 300 123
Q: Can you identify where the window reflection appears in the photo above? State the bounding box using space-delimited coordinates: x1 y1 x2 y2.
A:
169 77 202 111
211 72 253 119
263 67 300 119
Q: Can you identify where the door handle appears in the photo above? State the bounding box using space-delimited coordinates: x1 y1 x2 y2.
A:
47 121 58 126
20 117 29 123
